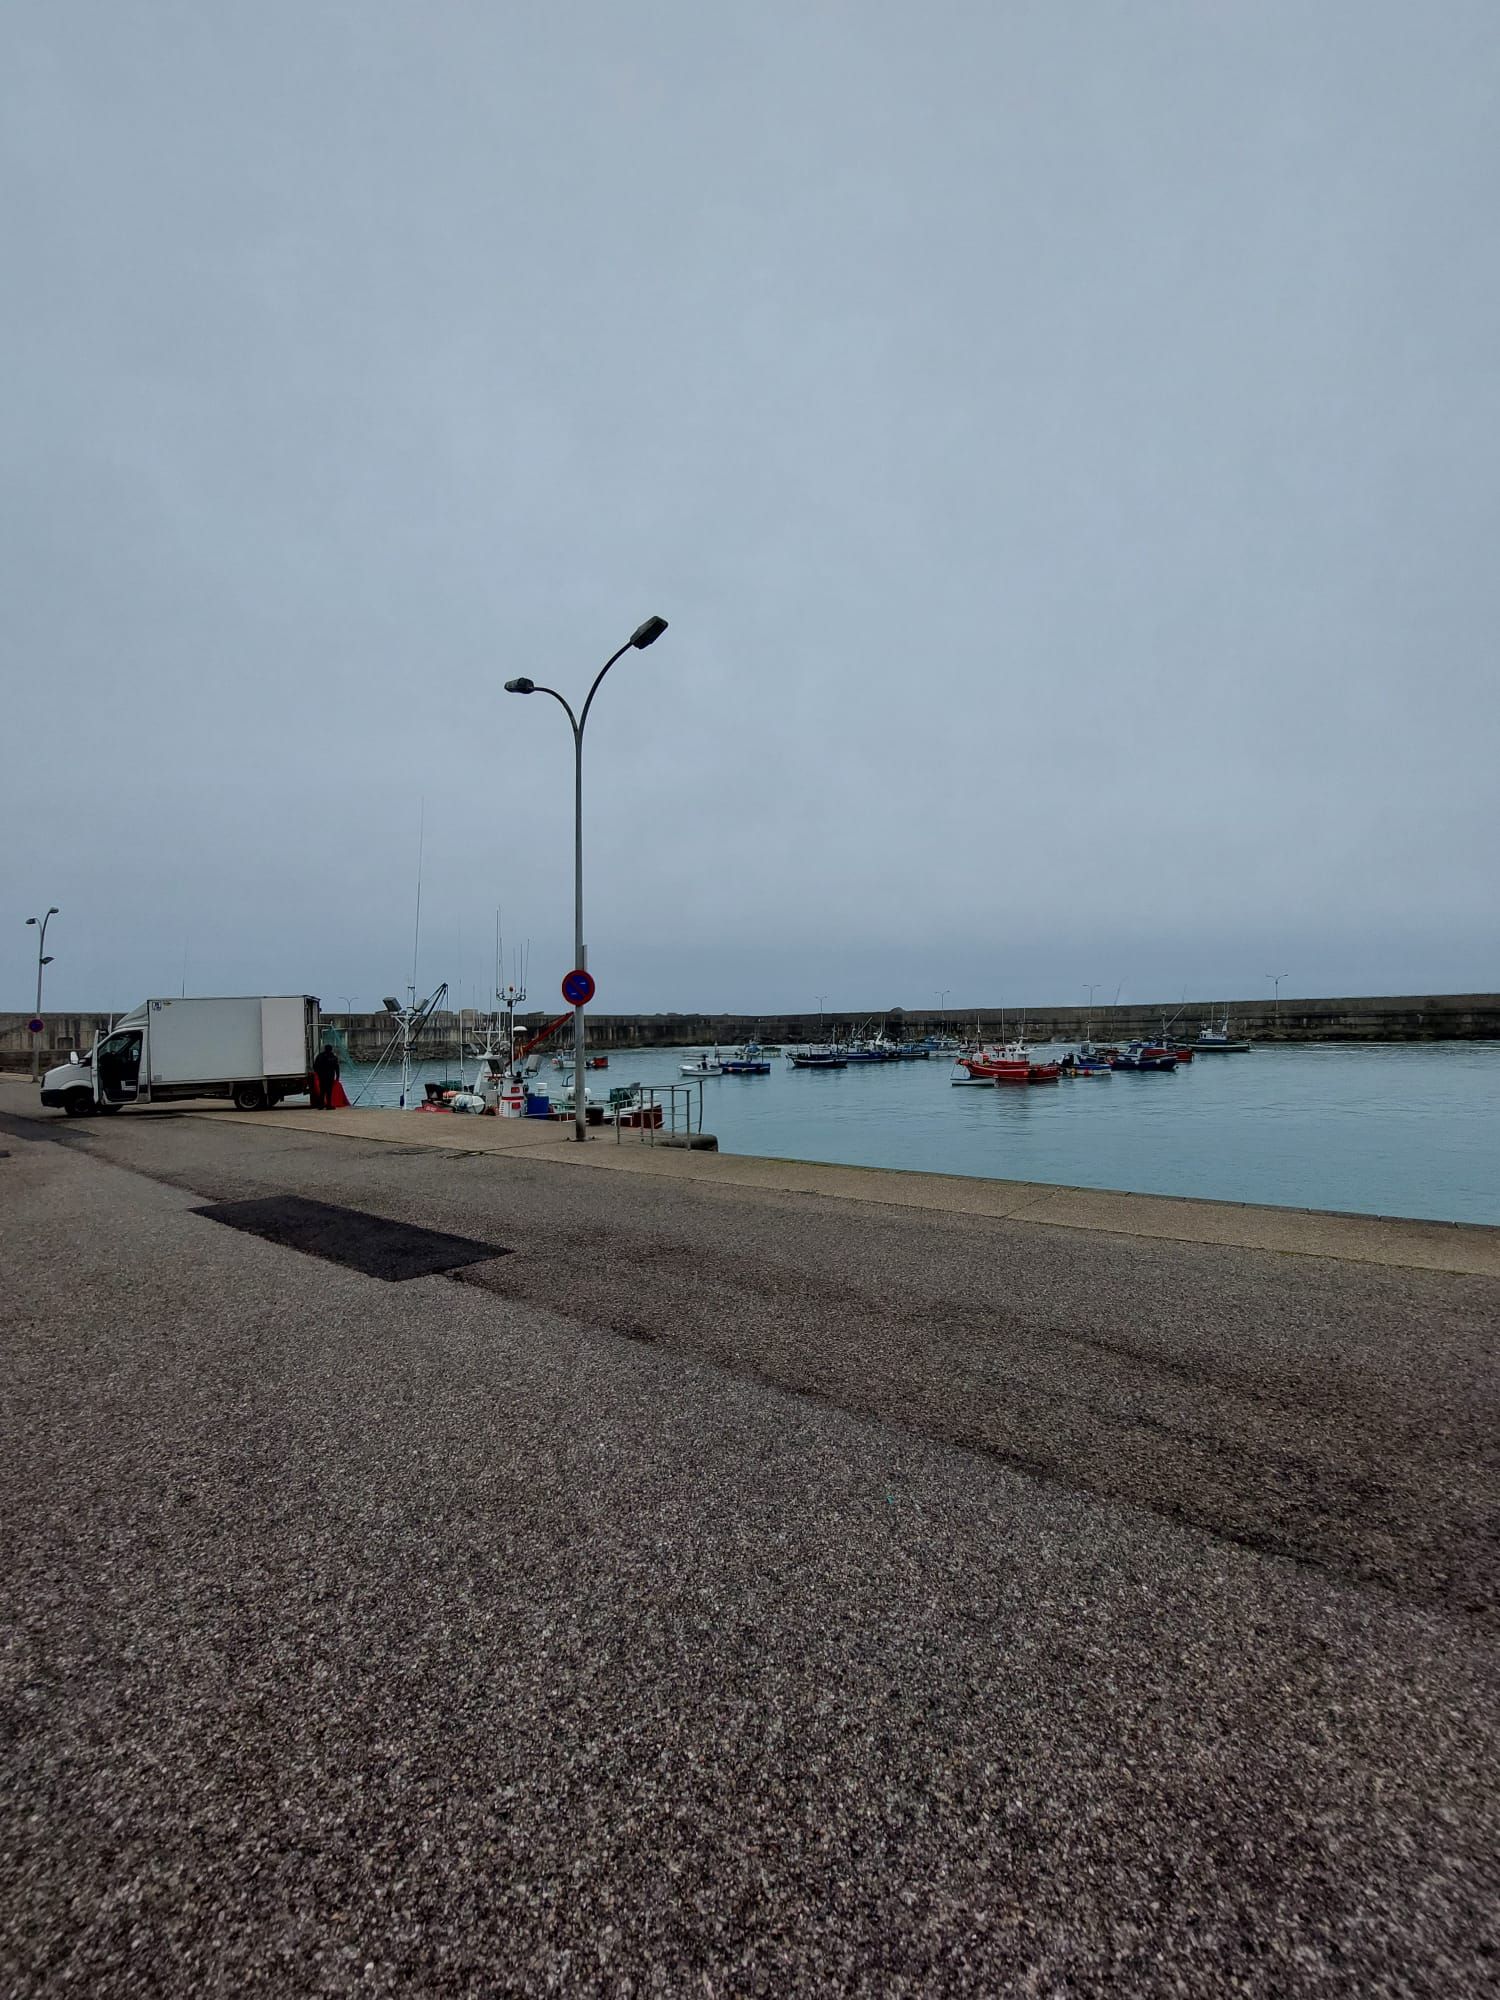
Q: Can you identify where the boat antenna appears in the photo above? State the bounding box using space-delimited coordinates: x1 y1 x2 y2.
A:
410 798 425 1004
502 916 516 1024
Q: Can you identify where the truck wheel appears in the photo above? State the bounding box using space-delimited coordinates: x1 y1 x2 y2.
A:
233 1082 267 1112
64 1091 95 1117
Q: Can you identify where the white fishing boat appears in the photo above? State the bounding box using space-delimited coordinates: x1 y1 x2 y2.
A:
1195 1016 1252 1053
680 1049 724 1077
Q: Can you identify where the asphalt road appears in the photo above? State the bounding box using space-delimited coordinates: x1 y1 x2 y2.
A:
2 1097 1496 1996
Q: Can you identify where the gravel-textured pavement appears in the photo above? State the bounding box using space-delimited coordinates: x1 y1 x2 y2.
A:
2 1094 1496 1996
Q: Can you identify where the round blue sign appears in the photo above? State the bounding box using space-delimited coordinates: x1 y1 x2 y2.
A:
561 968 596 1007
27 1017 44 1035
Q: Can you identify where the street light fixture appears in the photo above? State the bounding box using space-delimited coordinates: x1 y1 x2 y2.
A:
25 907 59 1082
1266 972 1289 1034
506 616 669 1141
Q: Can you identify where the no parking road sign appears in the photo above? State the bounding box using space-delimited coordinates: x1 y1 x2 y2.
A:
27 1017 44 1035
561 968 596 1007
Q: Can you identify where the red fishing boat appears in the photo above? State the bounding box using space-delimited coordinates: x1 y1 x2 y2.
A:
956 1044 1062 1085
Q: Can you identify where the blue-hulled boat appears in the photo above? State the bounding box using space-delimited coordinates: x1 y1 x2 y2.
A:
720 1043 771 1075
1110 1041 1178 1072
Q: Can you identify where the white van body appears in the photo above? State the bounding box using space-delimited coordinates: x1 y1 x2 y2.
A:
40 996 320 1115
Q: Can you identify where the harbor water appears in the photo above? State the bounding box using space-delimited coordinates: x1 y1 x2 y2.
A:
341 1041 1500 1227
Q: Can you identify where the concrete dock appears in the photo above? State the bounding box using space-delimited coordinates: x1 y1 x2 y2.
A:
2 1075 1496 1995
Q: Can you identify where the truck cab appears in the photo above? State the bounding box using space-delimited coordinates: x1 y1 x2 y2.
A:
40 1015 146 1115
39 1048 104 1116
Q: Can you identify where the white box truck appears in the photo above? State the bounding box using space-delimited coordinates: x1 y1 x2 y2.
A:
40 996 321 1116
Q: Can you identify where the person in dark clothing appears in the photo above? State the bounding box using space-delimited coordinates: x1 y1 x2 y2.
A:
311 1043 340 1109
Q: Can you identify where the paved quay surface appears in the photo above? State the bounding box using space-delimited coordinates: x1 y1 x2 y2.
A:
2 1078 1496 1996
219 1100 1500 1278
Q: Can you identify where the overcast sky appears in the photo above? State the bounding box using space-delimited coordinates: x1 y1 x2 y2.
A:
4 2 1497 1019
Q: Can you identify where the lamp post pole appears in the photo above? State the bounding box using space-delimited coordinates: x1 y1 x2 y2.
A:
25 907 59 1082
935 988 949 1032
507 617 668 1142
1266 972 1288 1035
1083 981 1100 1042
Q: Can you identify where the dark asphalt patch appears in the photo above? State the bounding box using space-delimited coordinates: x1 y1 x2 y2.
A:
0 1110 85 1146
194 1194 510 1281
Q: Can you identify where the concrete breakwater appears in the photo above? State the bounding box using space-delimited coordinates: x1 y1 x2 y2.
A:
3 990 1497 1072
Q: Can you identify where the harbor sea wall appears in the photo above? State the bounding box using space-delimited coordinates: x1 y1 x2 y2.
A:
4 992 1498 1071
554 991 1500 1051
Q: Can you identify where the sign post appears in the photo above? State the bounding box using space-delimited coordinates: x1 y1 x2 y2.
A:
561 968 597 1141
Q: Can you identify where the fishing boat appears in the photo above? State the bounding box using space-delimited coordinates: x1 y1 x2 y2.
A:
957 1044 1029 1082
957 1044 1061 1084
1195 1018 1252 1053
680 1050 724 1077
789 1047 847 1070
1110 1042 1178 1072
1060 1052 1112 1077
719 1043 771 1075
555 1047 609 1070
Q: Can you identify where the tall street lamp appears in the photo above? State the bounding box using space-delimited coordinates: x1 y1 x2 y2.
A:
934 988 949 1031
507 616 668 1142
25 907 59 1082
1083 981 1100 1041
1266 971 1289 1034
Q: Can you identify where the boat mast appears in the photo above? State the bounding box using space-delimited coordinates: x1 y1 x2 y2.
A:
403 802 425 1110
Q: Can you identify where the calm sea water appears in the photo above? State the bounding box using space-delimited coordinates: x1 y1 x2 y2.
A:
341 1042 1500 1226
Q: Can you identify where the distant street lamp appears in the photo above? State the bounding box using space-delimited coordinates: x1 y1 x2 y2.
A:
506 615 669 1141
25 907 59 1082
816 994 829 1035
935 988 950 1025
1266 971 1289 1033
1083 981 1100 1039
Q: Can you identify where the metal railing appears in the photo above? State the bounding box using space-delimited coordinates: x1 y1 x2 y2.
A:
612 1079 705 1145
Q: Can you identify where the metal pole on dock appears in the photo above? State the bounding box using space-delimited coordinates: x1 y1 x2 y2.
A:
26 907 58 1082
507 616 669 1143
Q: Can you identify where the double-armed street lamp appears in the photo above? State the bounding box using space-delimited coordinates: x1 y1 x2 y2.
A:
506 616 669 1142
25 907 59 1082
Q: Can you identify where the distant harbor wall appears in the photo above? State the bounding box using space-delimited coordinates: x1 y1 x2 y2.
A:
537 992 1500 1050
4 992 1498 1072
